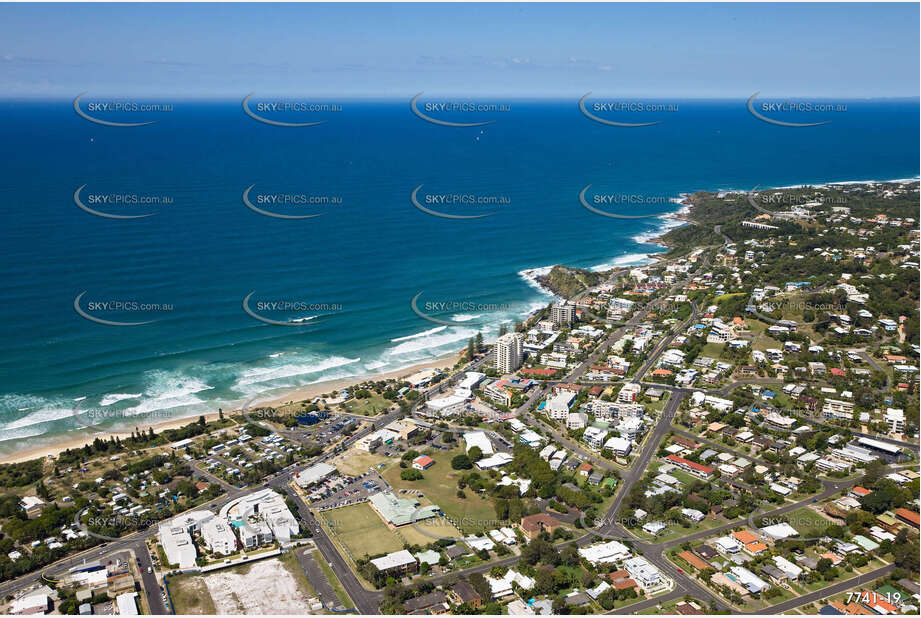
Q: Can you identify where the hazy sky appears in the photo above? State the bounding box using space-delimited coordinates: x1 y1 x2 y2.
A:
1 2 918 98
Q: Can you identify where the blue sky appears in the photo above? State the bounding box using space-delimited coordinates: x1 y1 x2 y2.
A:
1 2 918 98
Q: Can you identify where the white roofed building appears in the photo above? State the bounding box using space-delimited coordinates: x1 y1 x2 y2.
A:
295 462 337 488
578 540 630 565
546 392 576 420
604 436 632 457
476 452 514 469
370 549 418 575
201 517 237 556
225 488 299 543
761 522 799 540
158 521 198 569
463 431 494 456
116 592 139 615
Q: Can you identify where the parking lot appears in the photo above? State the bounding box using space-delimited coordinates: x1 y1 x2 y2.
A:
310 469 391 509
290 415 358 448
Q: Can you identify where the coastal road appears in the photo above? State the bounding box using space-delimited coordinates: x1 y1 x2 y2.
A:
714 224 733 245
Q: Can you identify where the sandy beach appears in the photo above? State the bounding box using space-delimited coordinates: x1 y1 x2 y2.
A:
0 193 701 467
0 352 462 465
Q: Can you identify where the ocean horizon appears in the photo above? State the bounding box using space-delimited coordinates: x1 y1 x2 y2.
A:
1 98 918 457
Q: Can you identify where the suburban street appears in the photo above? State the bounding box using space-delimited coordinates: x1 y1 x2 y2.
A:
2 237 913 617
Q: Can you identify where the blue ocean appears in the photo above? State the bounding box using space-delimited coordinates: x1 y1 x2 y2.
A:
1 97 917 456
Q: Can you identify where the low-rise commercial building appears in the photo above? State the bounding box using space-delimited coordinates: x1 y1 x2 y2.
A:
370 549 418 576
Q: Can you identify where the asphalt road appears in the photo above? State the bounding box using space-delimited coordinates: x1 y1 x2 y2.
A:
606 588 686 614
285 496 382 614
132 541 168 615
746 563 896 614
668 426 774 468
631 300 700 383
5 235 913 615
586 463 731 613
294 546 355 613
604 391 688 524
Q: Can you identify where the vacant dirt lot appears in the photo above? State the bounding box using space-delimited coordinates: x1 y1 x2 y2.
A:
330 447 389 476
202 558 313 614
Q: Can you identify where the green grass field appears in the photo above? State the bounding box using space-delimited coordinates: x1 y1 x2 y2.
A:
668 468 703 487
636 515 723 543
746 319 786 352
646 391 671 413
785 507 835 538
339 393 393 416
320 502 403 558
381 446 498 534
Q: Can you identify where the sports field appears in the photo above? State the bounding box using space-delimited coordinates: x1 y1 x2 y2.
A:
381 447 497 534
319 502 403 558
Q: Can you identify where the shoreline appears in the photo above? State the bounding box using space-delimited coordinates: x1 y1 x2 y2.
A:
638 175 919 251
0 194 687 466
0 353 462 465
4 176 914 466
